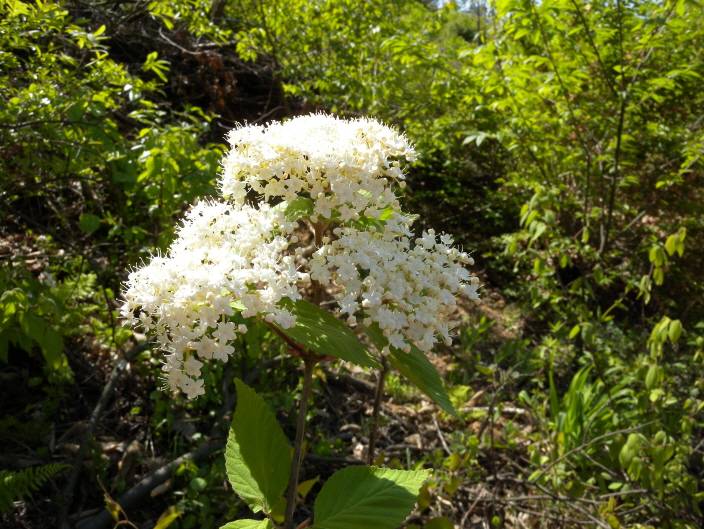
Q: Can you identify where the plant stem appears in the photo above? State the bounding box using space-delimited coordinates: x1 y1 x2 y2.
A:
284 358 315 529
367 357 389 465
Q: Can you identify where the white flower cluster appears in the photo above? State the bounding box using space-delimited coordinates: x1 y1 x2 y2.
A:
311 218 479 354
123 113 479 398
220 113 416 221
121 201 300 398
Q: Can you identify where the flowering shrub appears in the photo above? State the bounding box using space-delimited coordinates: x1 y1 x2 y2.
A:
122 114 478 529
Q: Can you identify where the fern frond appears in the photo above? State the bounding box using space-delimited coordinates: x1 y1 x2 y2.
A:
0 463 69 512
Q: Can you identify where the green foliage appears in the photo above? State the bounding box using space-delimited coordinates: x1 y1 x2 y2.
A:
0 266 105 379
388 347 455 417
3 0 704 527
1 0 221 465
312 466 429 529
225 379 291 516
230 0 511 243
278 299 378 368
365 324 455 414
153 506 183 529
282 197 315 222
233 0 703 524
0 288 66 373
223 381 429 529
220 520 273 529
1 0 221 261
0 463 68 512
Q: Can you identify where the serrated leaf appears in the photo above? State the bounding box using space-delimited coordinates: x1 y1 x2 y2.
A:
312 466 429 529
225 379 291 514
220 520 273 529
277 299 377 368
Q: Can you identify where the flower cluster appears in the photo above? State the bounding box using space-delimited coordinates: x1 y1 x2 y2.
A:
121 201 300 398
123 113 478 398
220 113 415 221
311 217 479 354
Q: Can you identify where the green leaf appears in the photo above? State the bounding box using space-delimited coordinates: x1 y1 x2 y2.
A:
190 477 207 492
142 51 169 82
312 466 429 529
568 324 580 340
653 267 664 286
388 347 456 416
79 213 101 235
644 363 660 390
282 197 314 221
19 313 68 372
220 520 273 529
649 246 666 267
67 101 87 121
153 506 182 529
529 221 546 244
36 325 66 372
548 365 559 423
348 207 398 232
668 319 683 343
225 379 291 514
619 433 644 469
297 476 319 500
365 324 455 415
675 228 686 257
378 206 395 221
665 234 677 256
277 299 377 368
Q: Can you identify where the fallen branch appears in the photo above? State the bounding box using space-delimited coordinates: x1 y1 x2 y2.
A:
60 339 150 527
325 371 376 394
74 444 362 529
70 354 285 529
74 440 222 529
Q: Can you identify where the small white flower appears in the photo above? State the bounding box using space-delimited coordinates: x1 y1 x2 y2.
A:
182 377 205 399
183 355 203 377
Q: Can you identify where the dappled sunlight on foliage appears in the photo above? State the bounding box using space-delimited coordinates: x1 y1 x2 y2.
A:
1 0 703 528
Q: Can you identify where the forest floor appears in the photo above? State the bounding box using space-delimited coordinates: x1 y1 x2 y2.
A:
3 277 558 529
